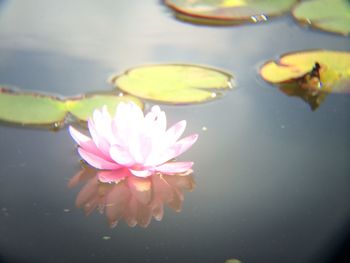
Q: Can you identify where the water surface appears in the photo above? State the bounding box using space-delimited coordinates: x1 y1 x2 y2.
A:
0 1 350 262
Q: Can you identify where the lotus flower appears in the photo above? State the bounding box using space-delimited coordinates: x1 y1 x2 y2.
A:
69 166 195 228
69 102 198 181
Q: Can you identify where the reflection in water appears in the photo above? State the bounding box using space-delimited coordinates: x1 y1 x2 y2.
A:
68 166 195 228
275 61 329 111
279 82 328 111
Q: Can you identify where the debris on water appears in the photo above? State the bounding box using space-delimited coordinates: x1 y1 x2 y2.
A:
102 236 111 240
2 207 9 216
202 126 207 131
225 259 242 263
63 208 70 213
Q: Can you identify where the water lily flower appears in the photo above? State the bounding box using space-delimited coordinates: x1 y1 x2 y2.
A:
69 102 198 179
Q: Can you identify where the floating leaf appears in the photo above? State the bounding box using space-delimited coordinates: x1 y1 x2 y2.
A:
292 0 350 36
110 64 235 104
260 50 350 94
260 50 350 111
0 89 66 126
66 94 143 121
164 0 297 25
0 88 143 127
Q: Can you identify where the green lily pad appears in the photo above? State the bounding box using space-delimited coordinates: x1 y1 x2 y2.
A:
0 88 143 128
292 0 350 36
164 0 297 25
260 50 350 94
110 64 235 104
0 89 67 126
66 94 143 121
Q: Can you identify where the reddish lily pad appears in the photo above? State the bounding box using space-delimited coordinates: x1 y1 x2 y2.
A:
164 0 298 25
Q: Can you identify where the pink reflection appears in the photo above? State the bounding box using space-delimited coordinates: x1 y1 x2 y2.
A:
68 166 195 228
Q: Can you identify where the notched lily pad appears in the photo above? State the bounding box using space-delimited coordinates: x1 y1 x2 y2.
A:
66 94 143 121
260 50 350 93
260 50 350 110
164 0 297 25
110 64 235 104
292 0 350 36
0 88 143 128
0 88 66 126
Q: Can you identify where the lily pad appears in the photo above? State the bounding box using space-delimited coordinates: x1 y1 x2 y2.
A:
0 89 66 126
0 88 143 127
164 0 297 25
292 0 350 36
260 50 350 94
66 94 143 121
110 64 235 104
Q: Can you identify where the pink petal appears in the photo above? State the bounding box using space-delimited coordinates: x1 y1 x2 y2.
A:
145 105 166 134
129 134 152 164
165 120 187 145
97 168 131 183
78 148 121 170
155 134 198 165
156 162 194 174
69 126 103 156
88 119 111 158
130 169 153 178
110 144 135 166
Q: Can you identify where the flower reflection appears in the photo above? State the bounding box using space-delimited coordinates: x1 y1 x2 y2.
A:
68 166 195 228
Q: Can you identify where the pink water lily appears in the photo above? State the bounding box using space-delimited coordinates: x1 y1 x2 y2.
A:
69 102 198 179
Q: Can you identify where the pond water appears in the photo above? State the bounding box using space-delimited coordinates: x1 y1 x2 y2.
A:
0 0 350 262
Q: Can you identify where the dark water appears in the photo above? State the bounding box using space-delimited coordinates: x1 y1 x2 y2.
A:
1 1 350 262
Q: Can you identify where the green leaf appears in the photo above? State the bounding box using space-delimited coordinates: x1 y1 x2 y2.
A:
165 0 297 25
260 50 350 94
0 89 67 126
0 88 143 127
111 64 235 104
292 0 350 36
66 94 144 121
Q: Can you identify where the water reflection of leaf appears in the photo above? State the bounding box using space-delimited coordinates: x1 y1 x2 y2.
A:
279 83 329 111
260 50 350 93
260 50 350 111
68 166 195 228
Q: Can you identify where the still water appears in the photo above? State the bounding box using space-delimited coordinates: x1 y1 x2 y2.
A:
0 0 350 262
